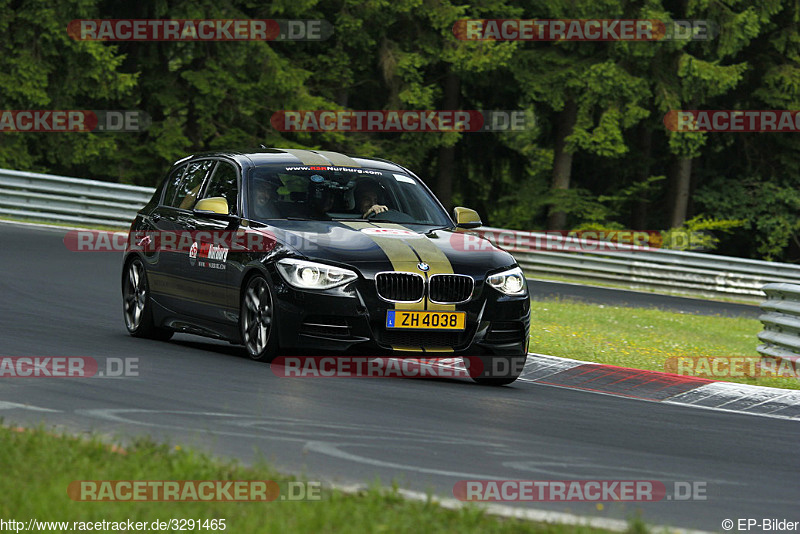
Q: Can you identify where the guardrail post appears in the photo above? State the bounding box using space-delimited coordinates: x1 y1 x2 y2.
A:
757 283 800 378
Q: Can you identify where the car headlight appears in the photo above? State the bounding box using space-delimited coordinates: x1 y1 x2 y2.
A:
487 266 527 295
277 258 358 290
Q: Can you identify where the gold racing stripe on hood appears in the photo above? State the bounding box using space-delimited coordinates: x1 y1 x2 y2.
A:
345 222 459 354
369 223 456 312
343 221 423 311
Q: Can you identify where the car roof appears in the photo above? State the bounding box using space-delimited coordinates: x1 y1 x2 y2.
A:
181 148 407 173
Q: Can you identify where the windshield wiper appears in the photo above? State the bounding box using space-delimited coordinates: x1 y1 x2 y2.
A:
332 218 400 223
367 219 439 225
332 217 442 226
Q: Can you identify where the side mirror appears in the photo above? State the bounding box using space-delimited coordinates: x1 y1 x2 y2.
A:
194 197 238 221
453 207 482 229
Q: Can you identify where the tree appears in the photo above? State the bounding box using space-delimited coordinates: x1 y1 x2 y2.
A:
0 0 135 175
511 0 651 230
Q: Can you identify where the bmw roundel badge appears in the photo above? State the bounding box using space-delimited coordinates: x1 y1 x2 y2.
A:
417 262 430 272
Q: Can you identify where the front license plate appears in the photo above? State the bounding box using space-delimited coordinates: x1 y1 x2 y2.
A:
386 310 466 330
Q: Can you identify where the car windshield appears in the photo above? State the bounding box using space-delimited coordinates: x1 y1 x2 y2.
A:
246 164 452 226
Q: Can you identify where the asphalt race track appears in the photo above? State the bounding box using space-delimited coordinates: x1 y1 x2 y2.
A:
0 223 797 532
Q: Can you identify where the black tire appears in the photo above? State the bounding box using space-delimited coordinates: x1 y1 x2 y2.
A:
122 258 173 341
240 274 279 362
465 354 527 386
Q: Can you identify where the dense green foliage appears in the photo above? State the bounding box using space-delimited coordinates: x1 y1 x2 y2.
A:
2 0 800 260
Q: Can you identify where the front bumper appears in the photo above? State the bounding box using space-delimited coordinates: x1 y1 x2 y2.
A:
271 272 530 356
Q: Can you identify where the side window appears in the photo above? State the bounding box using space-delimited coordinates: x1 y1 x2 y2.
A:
173 160 215 210
161 165 187 207
200 161 239 215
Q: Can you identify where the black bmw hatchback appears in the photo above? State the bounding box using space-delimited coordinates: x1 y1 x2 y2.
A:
122 148 530 385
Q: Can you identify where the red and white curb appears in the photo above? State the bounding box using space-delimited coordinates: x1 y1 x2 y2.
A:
435 353 800 421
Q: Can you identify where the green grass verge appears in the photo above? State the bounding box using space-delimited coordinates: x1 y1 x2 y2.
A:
0 425 644 534
528 274 761 306
529 298 800 390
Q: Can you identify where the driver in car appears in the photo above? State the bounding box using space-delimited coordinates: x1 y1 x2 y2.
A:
354 179 389 218
251 172 281 219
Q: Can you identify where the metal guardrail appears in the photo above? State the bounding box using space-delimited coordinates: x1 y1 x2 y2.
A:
757 284 800 368
476 227 800 302
2 167 799 302
0 168 153 228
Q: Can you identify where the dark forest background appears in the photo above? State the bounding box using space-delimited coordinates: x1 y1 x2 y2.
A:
2 0 799 260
